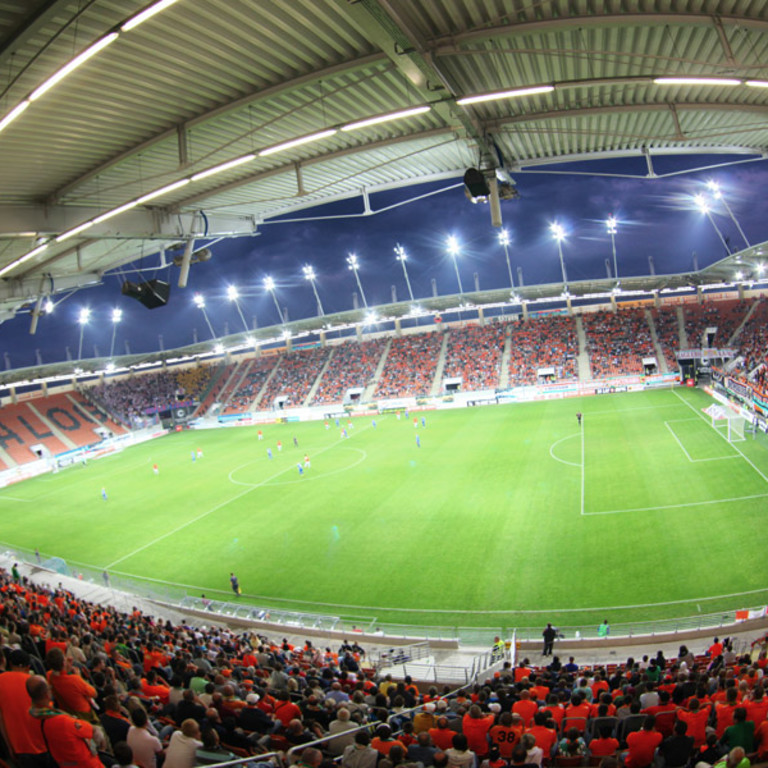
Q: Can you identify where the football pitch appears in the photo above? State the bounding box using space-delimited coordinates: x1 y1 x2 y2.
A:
2 387 767 630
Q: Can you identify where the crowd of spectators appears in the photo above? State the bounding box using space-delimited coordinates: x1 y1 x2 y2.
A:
650 307 681 373
313 340 387 405
681 300 754 352
507 317 578 386
257 347 330 409
375 333 443 398
443 324 506 391
3 563 768 768
583 310 655 378
223 357 279 415
735 299 768 380
88 365 216 425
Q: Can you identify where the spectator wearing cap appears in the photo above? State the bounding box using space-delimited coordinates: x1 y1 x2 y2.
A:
239 692 272 733
414 702 437 733
342 730 379 768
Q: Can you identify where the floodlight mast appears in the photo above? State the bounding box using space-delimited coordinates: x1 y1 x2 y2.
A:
694 195 731 255
549 223 568 290
193 292 217 340
227 285 250 332
303 265 325 316
346 254 368 308
446 235 464 295
706 181 750 248
263 276 284 324
498 230 514 289
77 307 90 360
109 308 122 358
606 216 619 283
394 244 415 302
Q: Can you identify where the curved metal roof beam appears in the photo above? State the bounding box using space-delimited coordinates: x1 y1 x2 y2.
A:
430 12 768 54
48 52 389 204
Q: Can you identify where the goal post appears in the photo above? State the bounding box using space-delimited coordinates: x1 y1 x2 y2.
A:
704 403 746 443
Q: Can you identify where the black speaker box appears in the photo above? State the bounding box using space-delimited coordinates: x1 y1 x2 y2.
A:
121 279 170 309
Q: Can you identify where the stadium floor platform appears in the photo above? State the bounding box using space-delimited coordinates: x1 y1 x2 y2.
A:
4 551 767 685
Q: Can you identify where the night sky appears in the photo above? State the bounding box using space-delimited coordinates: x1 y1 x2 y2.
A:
3 153 767 369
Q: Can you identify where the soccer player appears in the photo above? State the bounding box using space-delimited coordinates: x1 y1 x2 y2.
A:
341 429 348 439
230 573 241 595
191 450 196 462
413 417 418 428
277 440 282 452
304 454 310 468
293 436 299 448
257 429 263 440
152 463 159 475
297 463 304 476
324 420 329 430
421 416 426 427
101 487 108 501
267 448 273 459
372 419 377 428
416 435 421 448
576 412 582 425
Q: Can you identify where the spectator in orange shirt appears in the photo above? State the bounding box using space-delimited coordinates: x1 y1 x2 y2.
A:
45 647 97 723
489 712 524 760
744 686 768 725
527 711 557 758
589 725 620 759
430 717 458 751
716 689 740 738
371 724 407 757
709 638 725 658
0 649 47 764
513 690 538 727
463 704 495 757
564 694 590 731
515 660 533 683
677 698 710 748
624 716 663 768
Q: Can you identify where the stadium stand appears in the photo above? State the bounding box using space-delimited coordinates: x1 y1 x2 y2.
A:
375 332 443 398
582 309 655 378
443 323 506 390
738 298 768 376
2 564 767 768
313 338 387 405
681 299 753 351
257 346 330 409
223 355 280 414
650 307 681 373
507 316 578 385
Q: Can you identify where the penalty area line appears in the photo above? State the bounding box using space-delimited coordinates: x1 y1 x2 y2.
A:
583 492 768 516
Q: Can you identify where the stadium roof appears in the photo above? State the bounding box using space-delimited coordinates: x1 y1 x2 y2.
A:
2 0 768 322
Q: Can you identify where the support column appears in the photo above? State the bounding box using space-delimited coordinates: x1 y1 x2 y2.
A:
610 293 617 312
319 330 326 346
522 301 529 320
10 386 17 404
653 290 660 308
697 286 703 303
738 283 745 300
395 318 402 336
566 296 573 314
478 307 485 325
356 325 363 342
41 381 49 397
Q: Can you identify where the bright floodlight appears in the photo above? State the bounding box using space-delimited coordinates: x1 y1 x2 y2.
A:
758 263 766 275
446 235 460 256
303 265 316 280
364 310 378 325
694 194 710 214
346 254 359 270
44 299 54 314
498 229 510 247
263 276 275 292
550 222 566 241
707 180 722 199
226 285 239 301
193 292 205 308
736 270 744 281
78 307 91 325
111 308 123 323
606 216 618 234
394 244 407 262
214 343 224 354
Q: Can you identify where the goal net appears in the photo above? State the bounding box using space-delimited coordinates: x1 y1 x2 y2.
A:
705 404 746 443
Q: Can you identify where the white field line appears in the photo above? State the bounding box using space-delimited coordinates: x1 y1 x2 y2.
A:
0 495 31 502
105 426 372 569
664 418 740 463
549 434 581 467
580 419 585 516
665 420 695 462
673 389 768 486
103 568 768 615
583 492 768 516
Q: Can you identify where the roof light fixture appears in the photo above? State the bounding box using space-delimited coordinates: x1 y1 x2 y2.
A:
653 77 741 86
457 85 554 106
341 106 431 131
122 0 182 31
258 129 337 157
190 154 256 181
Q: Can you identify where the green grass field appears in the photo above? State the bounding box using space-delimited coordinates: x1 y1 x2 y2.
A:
2 387 767 630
